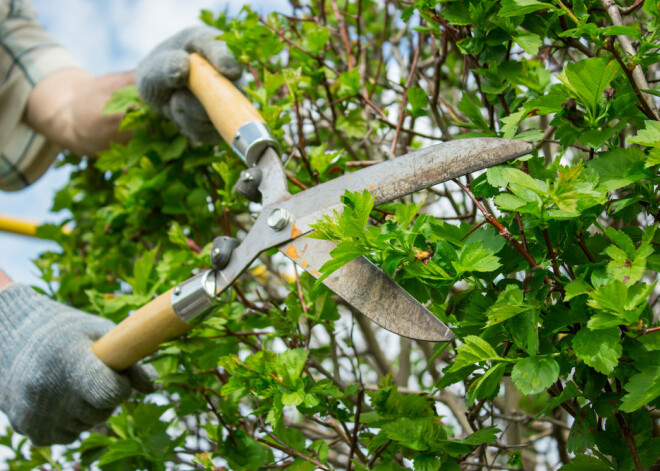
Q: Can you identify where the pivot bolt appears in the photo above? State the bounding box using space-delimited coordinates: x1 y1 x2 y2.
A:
241 170 254 182
268 208 291 231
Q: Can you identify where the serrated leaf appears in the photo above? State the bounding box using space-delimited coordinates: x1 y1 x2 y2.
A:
275 348 309 387
620 352 660 412
558 58 618 114
458 93 490 132
514 31 542 55
453 243 501 275
499 0 557 17
564 279 593 301
500 108 528 139
408 86 429 116
511 356 559 395
567 406 597 454
588 148 648 192
629 120 660 147
572 328 622 375
485 284 528 327
467 363 505 405
559 455 613 470
448 336 504 372
103 86 140 115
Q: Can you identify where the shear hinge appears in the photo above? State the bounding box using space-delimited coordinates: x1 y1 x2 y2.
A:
232 121 280 166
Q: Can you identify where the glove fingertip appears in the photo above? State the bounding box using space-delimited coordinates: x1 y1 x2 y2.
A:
127 363 159 394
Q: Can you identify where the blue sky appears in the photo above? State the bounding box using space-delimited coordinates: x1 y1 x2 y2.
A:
1 0 289 287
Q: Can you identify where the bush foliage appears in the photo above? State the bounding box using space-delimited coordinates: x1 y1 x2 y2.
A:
3 0 660 469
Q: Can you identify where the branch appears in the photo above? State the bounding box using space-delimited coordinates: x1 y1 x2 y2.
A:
601 0 660 119
453 179 538 268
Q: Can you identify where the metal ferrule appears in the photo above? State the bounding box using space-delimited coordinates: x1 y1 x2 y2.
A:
232 121 280 166
171 270 228 324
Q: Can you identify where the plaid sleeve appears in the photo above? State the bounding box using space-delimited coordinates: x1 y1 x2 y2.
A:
0 0 82 191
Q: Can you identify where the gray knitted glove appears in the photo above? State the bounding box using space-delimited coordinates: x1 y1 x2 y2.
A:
0 284 156 446
136 25 241 142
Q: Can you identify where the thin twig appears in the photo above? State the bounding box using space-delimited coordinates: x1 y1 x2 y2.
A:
453 179 538 268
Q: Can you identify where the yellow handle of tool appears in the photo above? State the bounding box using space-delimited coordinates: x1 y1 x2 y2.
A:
0 214 38 237
93 54 262 370
0 214 71 238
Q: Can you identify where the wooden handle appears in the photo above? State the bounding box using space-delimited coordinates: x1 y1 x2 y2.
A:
92 288 192 371
188 52 263 145
93 54 258 371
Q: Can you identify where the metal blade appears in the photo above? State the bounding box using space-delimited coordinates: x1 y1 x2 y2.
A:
280 138 533 234
279 236 454 342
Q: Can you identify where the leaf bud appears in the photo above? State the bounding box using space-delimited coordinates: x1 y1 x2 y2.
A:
604 88 616 101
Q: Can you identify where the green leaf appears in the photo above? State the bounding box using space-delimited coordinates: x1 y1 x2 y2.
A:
588 148 648 192
500 108 528 139
467 363 506 405
564 279 593 301
315 240 368 285
513 31 542 56
499 0 557 17
572 328 622 375
567 406 597 454
629 120 660 147
458 93 490 132
97 439 145 465
620 352 660 412
600 25 642 40
413 454 441 471
382 417 445 451
448 336 504 372
559 455 613 470
282 389 306 406
558 58 618 114
275 348 309 387
408 87 430 116
511 356 559 395
451 426 500 445
485 284 528 327
103 86 140 115
453 243 501 275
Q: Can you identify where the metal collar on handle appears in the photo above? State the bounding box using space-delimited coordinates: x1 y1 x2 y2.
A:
232 121 280 167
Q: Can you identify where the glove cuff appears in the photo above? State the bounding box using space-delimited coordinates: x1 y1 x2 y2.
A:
0 284 54 369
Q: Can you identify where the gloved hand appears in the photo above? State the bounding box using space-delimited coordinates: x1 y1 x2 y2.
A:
0 284 156 446
136 25 242 142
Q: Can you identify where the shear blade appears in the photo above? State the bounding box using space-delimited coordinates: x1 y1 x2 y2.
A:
279 237 454 342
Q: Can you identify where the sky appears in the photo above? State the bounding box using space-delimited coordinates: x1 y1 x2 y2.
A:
0 0 290 287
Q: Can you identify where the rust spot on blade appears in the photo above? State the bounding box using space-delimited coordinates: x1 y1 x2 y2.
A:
285 245 299 260
290 222 301 239
301 260 309 268
369 184 375 190
311 269 321 277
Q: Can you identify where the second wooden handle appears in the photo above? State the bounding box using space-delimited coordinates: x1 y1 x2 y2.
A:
92 288 191 371
188 52 264 144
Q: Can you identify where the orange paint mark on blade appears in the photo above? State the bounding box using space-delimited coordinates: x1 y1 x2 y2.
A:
290 222 302 239
311 269 321 277
301 260 309 268
285 245 299 260
369 184 375 190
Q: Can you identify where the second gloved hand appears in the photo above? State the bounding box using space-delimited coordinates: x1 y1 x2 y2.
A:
0 284 156 446
136 25 242 142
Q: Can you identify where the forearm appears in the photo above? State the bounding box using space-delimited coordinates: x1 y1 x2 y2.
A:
0 270 13 291
25 69 136 156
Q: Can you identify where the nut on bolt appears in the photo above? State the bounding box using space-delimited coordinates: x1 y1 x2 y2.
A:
268 208 291 231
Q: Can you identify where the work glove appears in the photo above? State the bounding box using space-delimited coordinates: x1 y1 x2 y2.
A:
136 25 241 142
0 284 156 446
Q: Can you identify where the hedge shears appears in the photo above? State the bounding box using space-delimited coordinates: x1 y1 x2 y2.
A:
92 54 533 370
